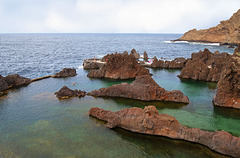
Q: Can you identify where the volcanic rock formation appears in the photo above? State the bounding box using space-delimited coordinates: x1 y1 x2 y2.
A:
213 56 240 109
234 44 240 56
130 49 140 59
87 53 150 79
0 75 9 92
88 75 189 103
89 106 240 158
52 68 77 78
150 57 187 69
178 49 231 82
54 86 86 99
177 9 240 45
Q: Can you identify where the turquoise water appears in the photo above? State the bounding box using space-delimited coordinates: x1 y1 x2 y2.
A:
0 68 239 158
0 34 238 157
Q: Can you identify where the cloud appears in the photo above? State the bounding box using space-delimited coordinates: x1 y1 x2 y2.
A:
0 0 240 33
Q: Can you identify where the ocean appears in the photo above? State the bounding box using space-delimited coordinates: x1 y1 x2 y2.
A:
0 34 237 158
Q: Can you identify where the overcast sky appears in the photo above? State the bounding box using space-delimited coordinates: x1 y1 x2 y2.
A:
0 0 239 33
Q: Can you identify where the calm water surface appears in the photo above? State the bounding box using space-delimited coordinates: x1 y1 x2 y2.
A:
0 34 238 158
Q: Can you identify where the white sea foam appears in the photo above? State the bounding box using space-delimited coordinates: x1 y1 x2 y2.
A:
164 40 220 46
97 54 105 58
77 65 83 69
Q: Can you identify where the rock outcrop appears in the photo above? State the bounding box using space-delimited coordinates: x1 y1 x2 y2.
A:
83 59 105 69
177 9 240 45
130 49 140 59
87 53 150 79
4 74 31 88
149 57 187 69
143 51 148 62
54 86 86 99
88 75 189 103
213 56 240 109
178 49 231 82
52 68 77 78
234 44 240 56
89 106 240 158
0 75 9 91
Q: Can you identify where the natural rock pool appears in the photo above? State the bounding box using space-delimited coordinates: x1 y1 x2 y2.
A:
1 68 239 158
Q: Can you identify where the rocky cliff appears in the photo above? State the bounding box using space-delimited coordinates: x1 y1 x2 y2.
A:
88 75 189 103
89 106 240 158
178 9 240 45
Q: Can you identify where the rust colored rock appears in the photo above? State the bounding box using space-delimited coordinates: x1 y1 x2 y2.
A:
143 51 148 62
54 86 86 99
89 106 240 158
130 49 140 59
0 75 9 91
213 56 240 109
4 74 31 88
151 56 164 68
177 9 240 45
88 53 150 79
149 57 187 69
88 75 189 103
234 44 240 56
178 49 231 82
52 68 77 78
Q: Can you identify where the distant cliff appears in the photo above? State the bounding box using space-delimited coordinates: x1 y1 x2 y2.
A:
177 9 240 45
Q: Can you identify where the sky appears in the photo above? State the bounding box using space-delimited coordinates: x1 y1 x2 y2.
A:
0 0 239 33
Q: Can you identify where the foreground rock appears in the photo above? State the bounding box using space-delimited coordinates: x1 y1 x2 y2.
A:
178 49 231 82
150 57 187 69
87 53 150 79
52 68 77 78
177 9 240 45
54 86 86 99
0 75 9 91
88 75 189 103
4 74 31 87
234 44 240 56
213 56 240 109
89 106 240 158
130 49 140 59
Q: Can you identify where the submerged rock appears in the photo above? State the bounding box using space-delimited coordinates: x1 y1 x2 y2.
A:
4 74 31 88
177 9 240 45
88 75 189 103
54 86 86 99
178 49 231 82
52 68 77 78
213 56 240 109
88 53 150 79
89 106 240 158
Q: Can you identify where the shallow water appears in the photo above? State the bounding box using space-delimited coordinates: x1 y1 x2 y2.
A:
0 34 238 157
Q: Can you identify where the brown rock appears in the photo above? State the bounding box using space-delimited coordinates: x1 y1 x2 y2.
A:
89 106 240 158
88 75 189 103
0 75 9 91
88 53 150 79
4 74 31 88
83 59 105 69
143 51 148 62
213 56 240 109
177 9 240 45
234 44 240 56
130 49 140 59
54 86 86 99
178 49 231 82
151 56 164 68
52 68 77 78
148 57 187 69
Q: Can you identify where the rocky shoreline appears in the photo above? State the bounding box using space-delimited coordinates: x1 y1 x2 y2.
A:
89 106 240 158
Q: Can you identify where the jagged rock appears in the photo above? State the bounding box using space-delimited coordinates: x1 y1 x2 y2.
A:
149 57 187 69
234 44 240 56
177 9 240 45
143 51 148 62
52 68 77 78
54 86 86 99
88 75 189 103
151 56 164 68
89 106 240 158
4 74 31 88
130 49 140 59
0 75 9 91
213 56 240 109
178 49 231 82
88 53 150 79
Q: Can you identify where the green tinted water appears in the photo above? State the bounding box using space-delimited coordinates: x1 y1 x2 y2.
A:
0 68 239 158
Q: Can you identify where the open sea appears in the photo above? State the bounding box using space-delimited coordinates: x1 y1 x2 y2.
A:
0 34 238 158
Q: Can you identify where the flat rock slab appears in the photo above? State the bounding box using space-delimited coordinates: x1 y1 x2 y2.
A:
88 75 189 104
89 106 240 158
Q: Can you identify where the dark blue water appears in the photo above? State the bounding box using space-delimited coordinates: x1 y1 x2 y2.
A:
0 34 234 79
0 34 237 158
